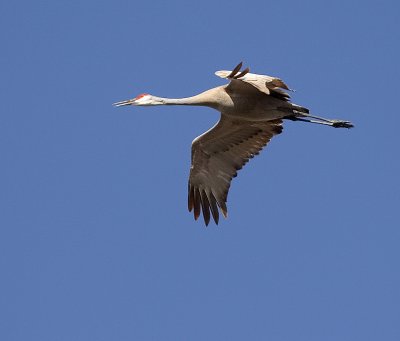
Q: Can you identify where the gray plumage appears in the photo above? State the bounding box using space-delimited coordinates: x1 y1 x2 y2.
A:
113 62 353 226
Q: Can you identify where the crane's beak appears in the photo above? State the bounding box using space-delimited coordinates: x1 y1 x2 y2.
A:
113 99 135 107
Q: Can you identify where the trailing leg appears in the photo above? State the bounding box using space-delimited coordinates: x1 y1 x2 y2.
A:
286 110 354 128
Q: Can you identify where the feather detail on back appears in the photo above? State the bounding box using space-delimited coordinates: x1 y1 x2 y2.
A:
215 62 292 100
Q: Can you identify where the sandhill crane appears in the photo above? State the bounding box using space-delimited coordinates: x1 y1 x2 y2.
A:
113 62 353 226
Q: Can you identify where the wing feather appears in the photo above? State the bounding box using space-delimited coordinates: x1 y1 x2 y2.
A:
188 115 283 225
215 62 291 100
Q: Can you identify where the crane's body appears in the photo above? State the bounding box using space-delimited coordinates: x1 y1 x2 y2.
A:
113 63 353 226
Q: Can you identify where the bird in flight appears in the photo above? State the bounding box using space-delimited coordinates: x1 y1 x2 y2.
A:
113 62 353 226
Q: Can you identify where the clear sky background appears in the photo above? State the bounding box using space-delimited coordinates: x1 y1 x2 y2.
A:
1 0 399 340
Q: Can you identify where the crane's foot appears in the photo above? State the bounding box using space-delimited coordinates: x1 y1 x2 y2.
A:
331 120 354 129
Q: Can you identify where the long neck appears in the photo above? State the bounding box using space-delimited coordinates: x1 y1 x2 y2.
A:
156 88 219 108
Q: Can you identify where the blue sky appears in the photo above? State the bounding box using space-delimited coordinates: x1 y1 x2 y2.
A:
1 0 399 340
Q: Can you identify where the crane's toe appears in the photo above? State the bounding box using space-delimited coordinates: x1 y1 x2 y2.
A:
331 120 354 129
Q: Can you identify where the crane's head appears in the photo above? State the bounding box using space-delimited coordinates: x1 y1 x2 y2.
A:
113 93 163 107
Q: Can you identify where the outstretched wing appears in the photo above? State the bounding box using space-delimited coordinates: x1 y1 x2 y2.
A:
188 115 283 226
215 62 292 101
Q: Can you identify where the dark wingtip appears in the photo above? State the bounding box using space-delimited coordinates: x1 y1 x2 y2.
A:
227 62 243 78
220 202 228 219
199 190 211 226
188 184 194 212
193 188 201 220
234 67 250 79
